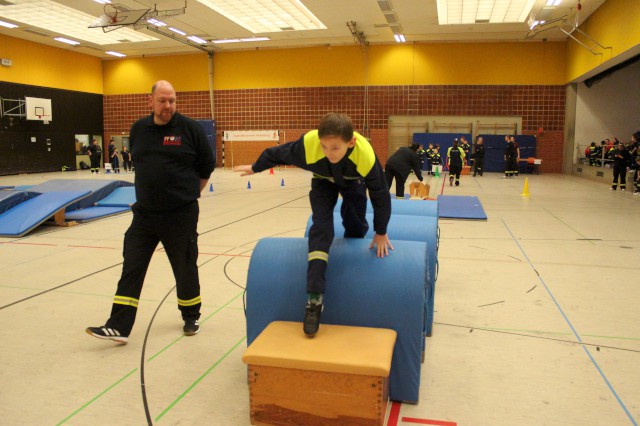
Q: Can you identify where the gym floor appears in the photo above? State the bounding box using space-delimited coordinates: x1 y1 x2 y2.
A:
1 168 638 426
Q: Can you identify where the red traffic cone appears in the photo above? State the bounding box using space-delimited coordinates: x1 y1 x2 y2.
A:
269 168 274 175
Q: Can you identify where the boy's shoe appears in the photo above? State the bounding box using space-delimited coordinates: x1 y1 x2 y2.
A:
183 319 200 336
449 176 454 186
609 187 615 190
621 188 625 191
86 326 128 344
303 302 323 336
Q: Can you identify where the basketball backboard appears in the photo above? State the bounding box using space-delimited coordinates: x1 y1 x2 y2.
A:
25 97 52 122
89 8 150 31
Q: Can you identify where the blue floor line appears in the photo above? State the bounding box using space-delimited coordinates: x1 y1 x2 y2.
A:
502 219 637 426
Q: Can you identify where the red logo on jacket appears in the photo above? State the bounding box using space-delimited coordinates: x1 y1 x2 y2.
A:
163 136 182 146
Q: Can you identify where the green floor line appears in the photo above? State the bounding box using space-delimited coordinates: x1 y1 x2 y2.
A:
155 335 247 422
56 368 138 426
56 290 243 424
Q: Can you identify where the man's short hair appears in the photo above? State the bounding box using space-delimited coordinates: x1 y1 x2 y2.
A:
318 113 354 141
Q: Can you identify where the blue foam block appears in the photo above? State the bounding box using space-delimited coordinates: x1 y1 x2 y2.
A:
334 197 438 217
305 212 438 336
437 195 487 220
27 179 133 211
94 186 136 207
64 206 130 222
246 237 427 403
0 186 15 190
0 191 92 237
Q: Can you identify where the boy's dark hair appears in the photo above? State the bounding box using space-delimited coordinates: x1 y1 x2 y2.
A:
318 113 354 141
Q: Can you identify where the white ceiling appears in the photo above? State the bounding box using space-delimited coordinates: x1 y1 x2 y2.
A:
0 0 607 59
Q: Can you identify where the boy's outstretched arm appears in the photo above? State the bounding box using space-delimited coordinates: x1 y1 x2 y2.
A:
370 233 393 258
233 165 255 176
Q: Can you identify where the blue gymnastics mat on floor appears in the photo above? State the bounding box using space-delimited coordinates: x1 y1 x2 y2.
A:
65 206 131 222
0 191 92 237
94 186 136 207
437 195 487 220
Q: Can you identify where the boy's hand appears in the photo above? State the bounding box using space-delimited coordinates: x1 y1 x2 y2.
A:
370 233 393 258
234 165 255 176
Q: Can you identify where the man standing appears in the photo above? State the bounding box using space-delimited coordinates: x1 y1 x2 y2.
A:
86 80 215 344
385 143 424 198
87 139 102 173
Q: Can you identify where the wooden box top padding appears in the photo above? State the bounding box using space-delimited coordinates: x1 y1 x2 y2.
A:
242 321 397 377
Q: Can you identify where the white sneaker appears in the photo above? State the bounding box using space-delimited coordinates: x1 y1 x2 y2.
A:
621 189 626 192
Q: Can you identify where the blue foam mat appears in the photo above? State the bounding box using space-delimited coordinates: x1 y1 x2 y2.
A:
94 186 136 207
0 191 92 237
64 206 131 222
437 195 487 220
334 197 438 217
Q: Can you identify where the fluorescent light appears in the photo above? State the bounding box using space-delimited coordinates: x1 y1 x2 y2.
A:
0 20 18 29
394 34 405 42
196 0 326 33
0 0 158 45
94 0 111 4
211 36 270 44
105 50 126 57
241 37 270 42
187 35 208 44
211 38 241 44
146 18 167 27
546 0 561 5
54 37 80 45
168 27 187 35
437 0 537 25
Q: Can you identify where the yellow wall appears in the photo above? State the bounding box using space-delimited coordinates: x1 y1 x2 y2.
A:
102 53 211 94
0 34 103 94
102 41 567 94
566 0 640 82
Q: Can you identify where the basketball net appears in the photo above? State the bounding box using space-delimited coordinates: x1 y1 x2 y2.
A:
104 4 119 24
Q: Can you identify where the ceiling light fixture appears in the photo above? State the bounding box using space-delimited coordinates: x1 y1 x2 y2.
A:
94 0 112 4
187 35 208 44
0 19 18 28
168 27 187 35
546 0 562 6
54 37 80 45
211 36 270 43
105 50 126 57
146 18 167 27
437 0 537 25
196 0 326 33
394 34 405 42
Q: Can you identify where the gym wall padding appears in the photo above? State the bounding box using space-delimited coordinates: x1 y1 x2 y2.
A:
478 134 536 173
246 237 427 403
334 198 439 218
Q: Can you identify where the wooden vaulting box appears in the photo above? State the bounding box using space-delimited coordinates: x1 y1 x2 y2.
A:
242 321 397 426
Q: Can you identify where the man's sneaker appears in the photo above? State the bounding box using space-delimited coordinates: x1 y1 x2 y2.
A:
183 319 200 336
303 302 323 336
86 326 128 344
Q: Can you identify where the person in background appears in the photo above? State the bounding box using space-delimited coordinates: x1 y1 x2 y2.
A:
233 113 392 336
504 136 517 178
628 156 640 195
430 145 443 174
447 139 466 186
121 146 133 172
111 146 121 174
472 136 485 177
511 136 521 176
417 144 427 170
385 143 424 198
459 137 471 162
610 142 632 191
425 143 435 175
87 139 102 174
86 80 215 344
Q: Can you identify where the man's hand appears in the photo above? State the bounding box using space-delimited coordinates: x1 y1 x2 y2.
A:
369 233 393 258
233 165 255 176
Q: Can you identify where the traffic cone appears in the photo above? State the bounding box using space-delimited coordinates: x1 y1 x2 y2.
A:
281 178 285 186
209 183 214 192
434 166 440 178
521 177 530 196
269 168 274 175
247 181 251 189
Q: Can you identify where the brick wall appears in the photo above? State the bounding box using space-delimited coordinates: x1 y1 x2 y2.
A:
104 85 564 171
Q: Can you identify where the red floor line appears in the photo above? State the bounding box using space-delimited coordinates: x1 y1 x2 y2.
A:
67 245 117 250
198 252 252 257
387 401 401 426
439 172 448 195
402 417 457 426
2 241 57 247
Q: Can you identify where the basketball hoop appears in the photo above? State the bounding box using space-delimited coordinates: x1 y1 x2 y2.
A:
104 4 119 24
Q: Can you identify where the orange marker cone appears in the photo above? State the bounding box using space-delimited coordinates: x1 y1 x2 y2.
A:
269 168 274 175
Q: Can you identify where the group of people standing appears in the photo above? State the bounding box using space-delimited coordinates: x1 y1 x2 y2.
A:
86 139 134 174
608 131 640 192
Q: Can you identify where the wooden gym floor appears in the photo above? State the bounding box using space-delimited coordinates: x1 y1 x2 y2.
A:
0 168 638 426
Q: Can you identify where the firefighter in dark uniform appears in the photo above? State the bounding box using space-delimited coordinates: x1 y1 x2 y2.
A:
86 80 215 344
473 136 486 177
430 145 443 173
504 137 517 178
234 113 392 336
447 139 466 186
87 139 102 173
384 143 424 198
425 143 435 174
610 142 632 191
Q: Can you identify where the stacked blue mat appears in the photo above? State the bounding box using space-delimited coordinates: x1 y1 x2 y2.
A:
0 180 135 237
245 198 439 404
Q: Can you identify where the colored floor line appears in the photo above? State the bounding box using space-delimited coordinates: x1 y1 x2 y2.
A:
502 219 638 426
402 417 457 426
542 207 596 245
56 291 243 425
387 401 402 426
